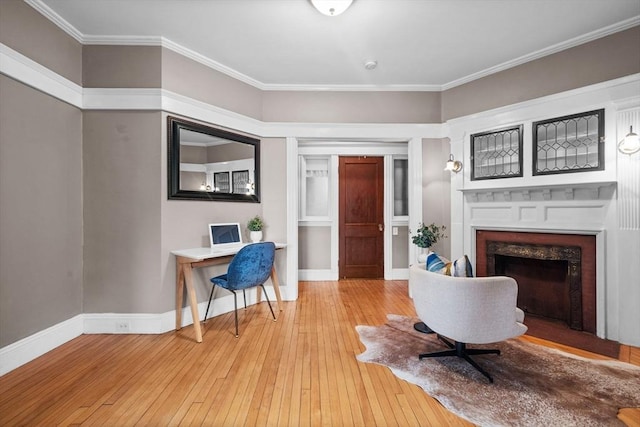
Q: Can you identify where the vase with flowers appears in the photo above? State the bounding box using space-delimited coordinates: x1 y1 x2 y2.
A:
411 222 446 263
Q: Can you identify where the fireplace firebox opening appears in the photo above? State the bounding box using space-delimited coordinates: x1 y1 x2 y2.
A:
476 230 596 334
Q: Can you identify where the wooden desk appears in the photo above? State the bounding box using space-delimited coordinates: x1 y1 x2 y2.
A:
171 243 286 343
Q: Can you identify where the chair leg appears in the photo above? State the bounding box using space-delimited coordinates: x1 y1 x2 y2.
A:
418 338 499 383
260 284 276 321
461 352 495 383
204 285 217 321
243 289 247 310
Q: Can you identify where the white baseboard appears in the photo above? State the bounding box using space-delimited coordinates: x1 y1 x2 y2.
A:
0 314 84 376
390 268 409 280
300 268 408 281
298 269 338 281
0 286 287 376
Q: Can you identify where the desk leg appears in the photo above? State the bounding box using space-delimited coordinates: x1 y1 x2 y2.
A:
183 265 203 343
176 263 185 331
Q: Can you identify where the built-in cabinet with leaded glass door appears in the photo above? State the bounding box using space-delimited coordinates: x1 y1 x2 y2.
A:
533 109 604 175
471 125 523 181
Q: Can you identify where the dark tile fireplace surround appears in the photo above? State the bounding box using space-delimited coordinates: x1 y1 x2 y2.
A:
475 230 618 357
476 229 596 333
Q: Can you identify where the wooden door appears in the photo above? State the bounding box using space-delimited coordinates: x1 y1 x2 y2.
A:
339 156 384 278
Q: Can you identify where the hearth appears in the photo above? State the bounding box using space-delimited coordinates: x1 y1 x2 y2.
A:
476 230 596 334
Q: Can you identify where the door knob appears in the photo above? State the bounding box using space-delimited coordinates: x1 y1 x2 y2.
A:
378 224 384 232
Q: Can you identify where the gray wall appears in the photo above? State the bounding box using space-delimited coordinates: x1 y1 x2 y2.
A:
421 138 452 259
263 91 441 123
0 76 83 346
2 0 638 348
299 227 332 269
0 0 82 85
161 48 263 120
392 226 409 269
83 111 163 313
441 26 640 121
82 45 162 88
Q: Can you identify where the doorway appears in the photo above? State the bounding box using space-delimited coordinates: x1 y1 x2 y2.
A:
338 156 384 278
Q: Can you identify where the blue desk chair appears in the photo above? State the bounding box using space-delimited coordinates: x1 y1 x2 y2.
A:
205 242 276 337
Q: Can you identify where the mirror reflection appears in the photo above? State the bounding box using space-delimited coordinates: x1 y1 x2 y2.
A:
168 116 260 202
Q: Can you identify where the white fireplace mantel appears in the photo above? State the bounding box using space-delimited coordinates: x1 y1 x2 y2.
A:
448 76 640 347
460 181 617 203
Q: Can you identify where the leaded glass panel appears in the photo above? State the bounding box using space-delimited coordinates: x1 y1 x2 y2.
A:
471 125 523 180
533 109 604 175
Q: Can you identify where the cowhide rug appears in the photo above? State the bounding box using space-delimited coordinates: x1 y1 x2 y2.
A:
356 314 640 427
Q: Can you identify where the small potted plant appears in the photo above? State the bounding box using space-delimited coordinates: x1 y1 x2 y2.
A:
411 222 446 263
247 215 264 243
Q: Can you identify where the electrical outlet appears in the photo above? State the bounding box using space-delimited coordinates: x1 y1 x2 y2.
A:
115 321 130 333
392 227 398 235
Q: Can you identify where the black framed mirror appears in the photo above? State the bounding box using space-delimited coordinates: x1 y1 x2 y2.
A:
168 116 260 202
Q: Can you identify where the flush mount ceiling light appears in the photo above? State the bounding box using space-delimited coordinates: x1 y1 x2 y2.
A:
444 154 463 173
364 60 377 70
310 0 353 16
618 125 640 155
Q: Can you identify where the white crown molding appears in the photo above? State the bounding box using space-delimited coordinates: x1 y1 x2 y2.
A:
159 38 266 90
0 42 83 108
261 83 442 92
441 16 640 91
24 0 84 43
5 39 638 144
24 0 640 93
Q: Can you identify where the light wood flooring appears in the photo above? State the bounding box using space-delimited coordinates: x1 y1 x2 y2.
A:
1 279 639 426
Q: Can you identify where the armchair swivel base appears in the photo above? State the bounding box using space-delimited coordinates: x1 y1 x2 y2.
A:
420 335 500 383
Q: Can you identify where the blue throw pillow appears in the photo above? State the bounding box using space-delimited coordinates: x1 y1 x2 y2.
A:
449 255 474 277
426 251 449 272
427 252 474 277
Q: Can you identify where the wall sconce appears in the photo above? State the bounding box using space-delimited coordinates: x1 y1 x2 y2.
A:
310 0 353 16
618 126 640 155
444 154 463 173
246 181 255 194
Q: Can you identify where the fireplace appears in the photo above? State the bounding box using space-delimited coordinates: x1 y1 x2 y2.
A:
476 230 596 334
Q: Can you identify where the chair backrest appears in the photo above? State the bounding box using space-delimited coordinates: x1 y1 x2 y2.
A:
225 242 276 290
410 264 527 344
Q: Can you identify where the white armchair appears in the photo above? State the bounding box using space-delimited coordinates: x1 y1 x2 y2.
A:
409 264 528 382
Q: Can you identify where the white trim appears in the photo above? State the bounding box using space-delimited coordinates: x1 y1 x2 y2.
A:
0 287 288 375
83 87 163 110
0 314 83 376
0 43 444 139
0 43 83 108
286 137 300 299
261 83 442 92
22 0 640 92
384 155 394 280
298 269 339 281
390 268 409 281
160 38 265 90
408 137 423 275
446 74 640 127
442 16 640 90
24 0 84 42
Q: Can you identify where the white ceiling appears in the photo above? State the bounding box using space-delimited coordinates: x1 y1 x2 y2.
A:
31 0 640 91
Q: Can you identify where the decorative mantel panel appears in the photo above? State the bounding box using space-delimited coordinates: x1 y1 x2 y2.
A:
461 181 616 203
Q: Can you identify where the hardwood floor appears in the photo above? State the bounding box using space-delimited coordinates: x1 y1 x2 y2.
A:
1 280 638 426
